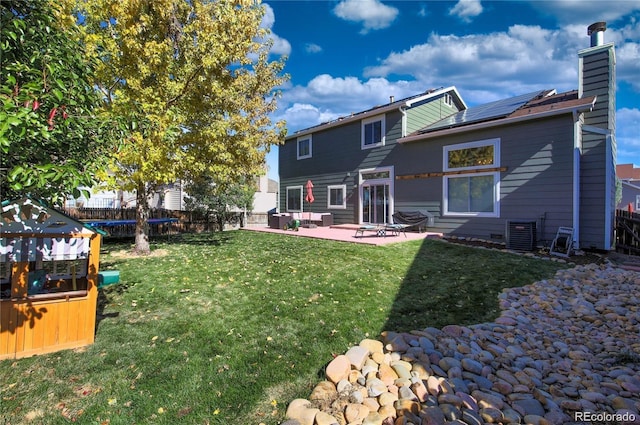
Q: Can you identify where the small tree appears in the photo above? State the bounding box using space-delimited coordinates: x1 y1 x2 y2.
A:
184 175 255 231
0 0 114 204
65 0 288 254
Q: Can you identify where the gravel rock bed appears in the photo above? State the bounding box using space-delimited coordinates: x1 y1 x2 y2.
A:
285 263 640 425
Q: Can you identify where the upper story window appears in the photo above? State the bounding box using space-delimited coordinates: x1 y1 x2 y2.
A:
444 93 453 107
361 115 385 149
297 136 312 160
444 138 498 171
443 139 500 217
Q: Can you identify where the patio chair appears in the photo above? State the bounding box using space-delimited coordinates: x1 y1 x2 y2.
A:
549 226 574 257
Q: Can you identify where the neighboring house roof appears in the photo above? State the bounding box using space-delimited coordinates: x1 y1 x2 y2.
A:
617 164 640 181
400 89 596 142
287 86 466 139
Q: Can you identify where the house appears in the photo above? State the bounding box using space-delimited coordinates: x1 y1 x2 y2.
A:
279 86 467 223
279 22 616 251
617 164 640 211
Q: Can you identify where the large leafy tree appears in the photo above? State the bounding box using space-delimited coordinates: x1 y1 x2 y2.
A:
0 0 114 204
64 0 288 254
184 175 255 232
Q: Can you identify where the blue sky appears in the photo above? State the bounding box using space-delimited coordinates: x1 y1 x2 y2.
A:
260 0 640 180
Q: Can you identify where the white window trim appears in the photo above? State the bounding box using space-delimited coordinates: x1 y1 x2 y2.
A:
442 139 501 218
327 185 347 209
361 115 385 150
444 93 452 107
636 194 640 211
443 172 500 218
286 185 303 212
358 166 394 224
443 138 500 172
297 136 312 160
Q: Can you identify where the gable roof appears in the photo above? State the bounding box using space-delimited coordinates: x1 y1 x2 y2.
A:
400 90 596 143
287 86 466 140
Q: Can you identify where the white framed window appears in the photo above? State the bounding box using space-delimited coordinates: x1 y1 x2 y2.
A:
444 93 452 107
443 139 500 217
286 186 303 212
361 115 385 149
327 185 347 209
636 195 640 211
297 136 312 159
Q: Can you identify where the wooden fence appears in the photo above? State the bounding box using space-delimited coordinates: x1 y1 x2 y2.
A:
62 208 267 237
615 209 640 256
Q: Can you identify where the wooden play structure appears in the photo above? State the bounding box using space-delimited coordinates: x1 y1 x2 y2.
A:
1 198 102 360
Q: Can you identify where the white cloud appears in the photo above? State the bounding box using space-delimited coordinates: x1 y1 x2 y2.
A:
333 0 399 34
260 4 291 56
363 25 581 100
277 74 424 131
616 41 640 91
617 108 640 160
305 43 323 54
418 4 429 18
528 0 640 25
448 0 483 23
277 103 339 131
275 18 639 163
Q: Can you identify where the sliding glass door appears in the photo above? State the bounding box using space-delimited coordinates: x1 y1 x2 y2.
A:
362 184 390 224
359 166 394 224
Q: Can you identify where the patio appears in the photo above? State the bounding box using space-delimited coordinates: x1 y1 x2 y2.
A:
243 223 443 246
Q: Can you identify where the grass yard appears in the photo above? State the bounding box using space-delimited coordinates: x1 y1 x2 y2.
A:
0 231 566 424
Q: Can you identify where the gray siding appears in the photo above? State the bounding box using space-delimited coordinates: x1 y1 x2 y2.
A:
392 115 576 245
280 173 359 223
280 110 403 179
578 44 616 250
280 110 405 219
619 183 640 210
279 99 452 220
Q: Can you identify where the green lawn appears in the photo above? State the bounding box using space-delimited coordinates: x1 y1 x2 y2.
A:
0 231 566 424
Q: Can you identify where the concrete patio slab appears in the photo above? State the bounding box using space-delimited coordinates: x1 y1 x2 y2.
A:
243 224 443 246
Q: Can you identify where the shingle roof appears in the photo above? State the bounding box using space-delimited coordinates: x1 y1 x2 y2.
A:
286 86 465 139
405 89 596 140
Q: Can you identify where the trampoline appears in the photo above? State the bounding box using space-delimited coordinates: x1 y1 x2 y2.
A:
84 218 179 237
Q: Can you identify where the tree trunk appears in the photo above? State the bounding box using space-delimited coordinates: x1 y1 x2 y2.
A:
134 182 151 255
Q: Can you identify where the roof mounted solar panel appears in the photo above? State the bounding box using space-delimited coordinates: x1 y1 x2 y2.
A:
421 90 547 133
